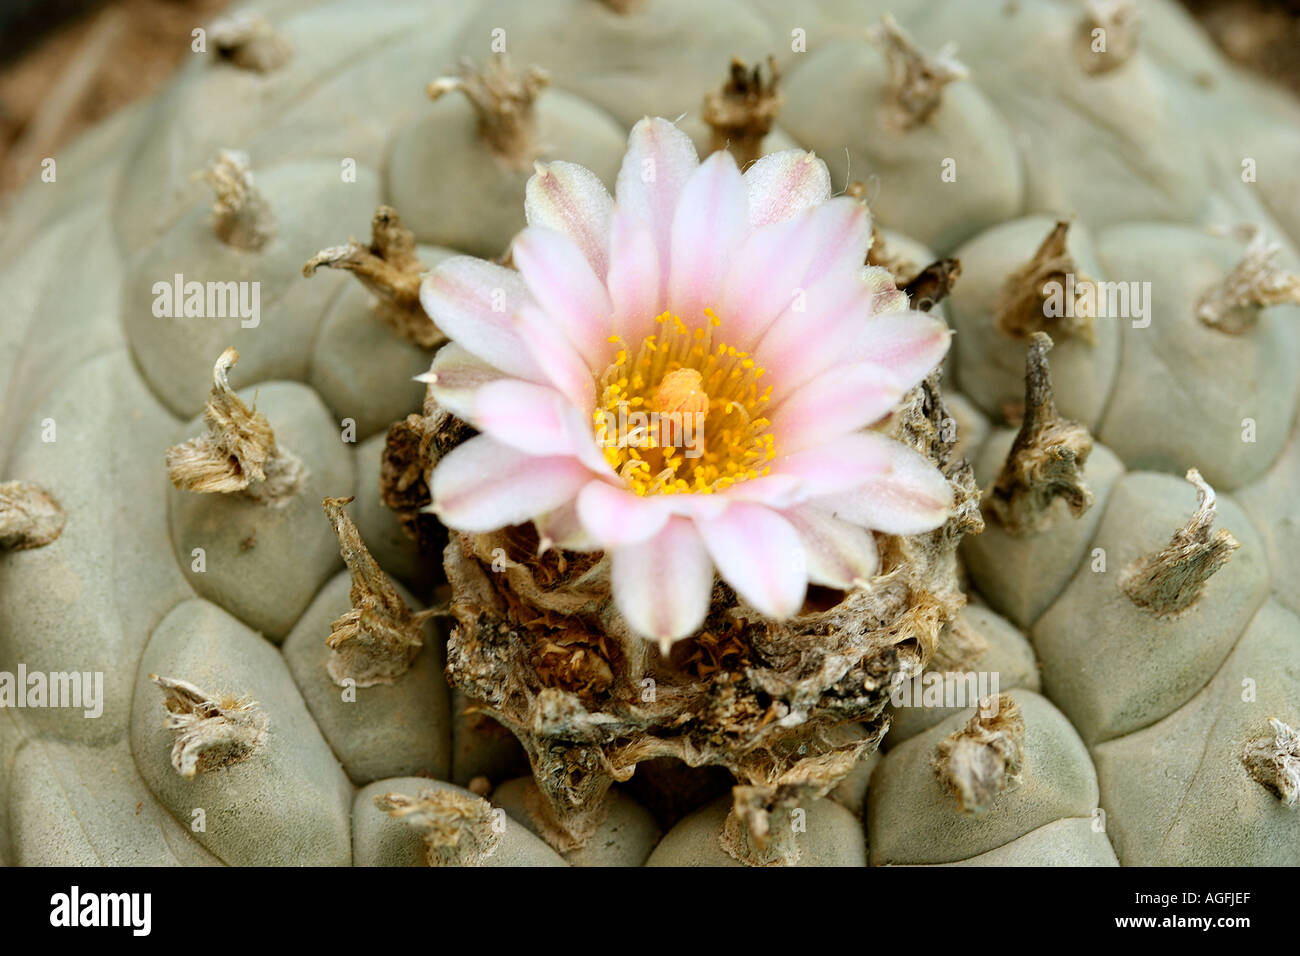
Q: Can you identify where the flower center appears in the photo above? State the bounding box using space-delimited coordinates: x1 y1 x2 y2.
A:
594 308 775 496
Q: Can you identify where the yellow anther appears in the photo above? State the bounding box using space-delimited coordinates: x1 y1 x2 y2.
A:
592 308 775 498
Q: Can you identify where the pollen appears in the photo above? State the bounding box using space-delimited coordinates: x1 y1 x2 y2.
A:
593 310 775 496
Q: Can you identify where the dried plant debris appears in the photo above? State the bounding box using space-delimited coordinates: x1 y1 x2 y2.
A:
903 257 962 313
721 744 869 866
986 333 1094 534
203 149 276 251
303 205 442 347
1077 0 1139 74
1120 469 1239 618
703 56 783 168
439 374 979 853
208 12 291 74
381 394 474 550
934 694 1025 814
374 787 501 866
322 496 434 687
864 220 921 286
1242 717 1300 807
996 221 1097 343
1198 224 1300 334
0 481 65 550
166 348 306 506
870 13 968 129
150 674 269 778
428 54 549 170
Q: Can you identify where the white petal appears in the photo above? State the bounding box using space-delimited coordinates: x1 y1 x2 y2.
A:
768 430 895 499
424 343 509 421
431 434 589 533
615 118 699 285
525 160 614 277
696 502 807 619
783 506 879 589
813 439 953 535
667 150 748 320
514 304 596 413
851 312 952 394
576 480 670 547
471 379 599 466
511 226 613 367
744 149 831 228
611 517 713 645
420 259 544 382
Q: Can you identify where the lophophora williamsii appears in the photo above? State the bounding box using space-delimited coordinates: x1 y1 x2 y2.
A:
389 118 982 864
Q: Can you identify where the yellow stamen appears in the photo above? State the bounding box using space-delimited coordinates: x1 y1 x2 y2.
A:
592 308 776 497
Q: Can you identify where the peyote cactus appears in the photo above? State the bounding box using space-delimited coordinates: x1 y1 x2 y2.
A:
0 0 1297 870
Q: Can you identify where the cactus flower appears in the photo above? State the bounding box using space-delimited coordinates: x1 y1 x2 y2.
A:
420 117 953 647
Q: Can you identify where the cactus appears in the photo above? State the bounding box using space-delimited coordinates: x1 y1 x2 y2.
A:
0 0 1298 869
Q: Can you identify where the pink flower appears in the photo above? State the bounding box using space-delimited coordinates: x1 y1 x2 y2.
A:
420 118 953 649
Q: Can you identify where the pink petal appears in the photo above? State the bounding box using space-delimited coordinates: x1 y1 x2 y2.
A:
719 197 872 350
657 492 730 522
615 118 699 293
668 150 748 320
771 363 906 453
420 259 545 382
768 430 895 498
719 213 820 349
720 473 805 508
802 197 872 285
512 226 614 367
783 505 880 590
536 500 600 553
611 517 714 646
754 269 875 394
514 304 596 413
606 206 663 345
525 160 614 277
851 312 952 393
431 435 590 533
472 380 603 471
744 149 831 228
696 502 807 619
813 439 953 535
576 480 670 547
423 343 509 421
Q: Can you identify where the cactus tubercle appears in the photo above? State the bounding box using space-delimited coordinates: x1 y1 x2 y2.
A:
303 205 442 348
986 332 1094 534
934 694 1025 814
165 348 306 506
203 149 276 251
150 674 269 778
0 481 65 551
321 495 435 688
702 56 783 168
428 55 550 170
995 220 1098 344
1119 469 1239 618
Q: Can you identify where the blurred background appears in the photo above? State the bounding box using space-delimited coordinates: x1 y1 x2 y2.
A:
0 0 1297 196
